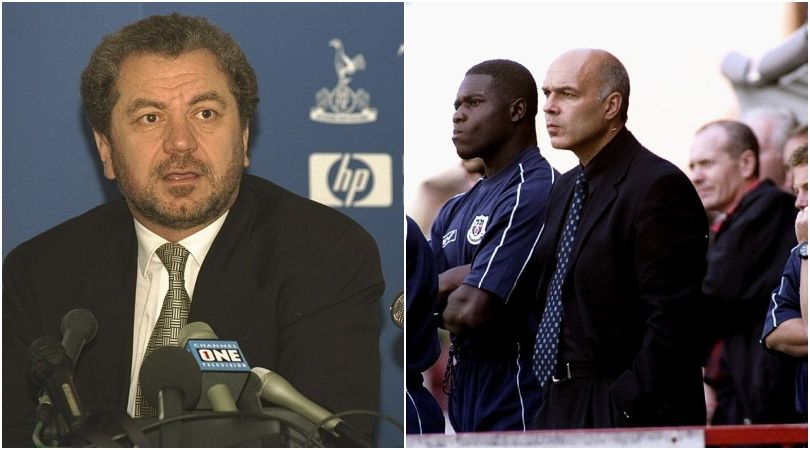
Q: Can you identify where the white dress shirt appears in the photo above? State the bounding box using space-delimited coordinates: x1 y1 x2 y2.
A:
126 212 228 416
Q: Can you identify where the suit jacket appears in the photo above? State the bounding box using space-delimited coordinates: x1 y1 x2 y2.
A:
533 128 708 426
3 174 384 446
702 180 799 424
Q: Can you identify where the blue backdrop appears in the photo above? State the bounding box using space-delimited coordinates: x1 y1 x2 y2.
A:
2 3 403 446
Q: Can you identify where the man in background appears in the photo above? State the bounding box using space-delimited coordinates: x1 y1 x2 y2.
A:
689 119 799 424
741 106 797 192
410 157 485 238
781 124 808 194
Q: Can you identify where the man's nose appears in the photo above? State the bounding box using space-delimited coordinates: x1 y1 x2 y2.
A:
795 192 807 210
542 96 557 115
452 108 464 124
164 116 198 154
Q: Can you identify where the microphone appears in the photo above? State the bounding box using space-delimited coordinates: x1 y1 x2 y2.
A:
139 346 202 419
30 310 96 443
390 291 404 329
235 371 264 413
27 336 86 432
60 309 98 369
178 322 250 412
251 367 373 448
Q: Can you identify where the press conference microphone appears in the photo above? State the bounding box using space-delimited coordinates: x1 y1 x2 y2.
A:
28 336 86 432
60 309 98 369
139 346 202 419
390 291 404 329
236 371 264 413
178 322 249 413
251 367 373 448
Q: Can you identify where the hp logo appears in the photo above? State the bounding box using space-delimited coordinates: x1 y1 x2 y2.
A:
309 153 392 207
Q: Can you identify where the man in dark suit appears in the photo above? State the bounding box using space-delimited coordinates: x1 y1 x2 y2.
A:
529 48 709 428
3 14 383 447
689 120 800 424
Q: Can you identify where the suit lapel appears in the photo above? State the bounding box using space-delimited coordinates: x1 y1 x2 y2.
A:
569 131 638 265
190 181 266 345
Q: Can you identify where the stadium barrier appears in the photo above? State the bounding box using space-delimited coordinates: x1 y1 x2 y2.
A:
407 424 808 448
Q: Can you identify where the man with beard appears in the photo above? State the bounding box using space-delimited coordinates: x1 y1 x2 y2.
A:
430 59 556 432
3 14 383 446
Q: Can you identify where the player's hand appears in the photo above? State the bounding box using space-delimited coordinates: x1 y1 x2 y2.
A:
796 207 808 244
442 284 496 335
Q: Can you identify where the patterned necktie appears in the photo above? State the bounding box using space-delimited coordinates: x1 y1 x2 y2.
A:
533 168 587 387
134 243 192 418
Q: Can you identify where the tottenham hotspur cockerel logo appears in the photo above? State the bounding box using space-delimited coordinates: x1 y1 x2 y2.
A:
310 38 377 124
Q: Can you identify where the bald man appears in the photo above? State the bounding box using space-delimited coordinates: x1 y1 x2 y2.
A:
529 49 708 428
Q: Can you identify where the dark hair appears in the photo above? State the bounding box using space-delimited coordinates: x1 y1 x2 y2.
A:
789 145 808 168
697 120 761 177
80 13 259 137
594 51 630 123
466 59 538 121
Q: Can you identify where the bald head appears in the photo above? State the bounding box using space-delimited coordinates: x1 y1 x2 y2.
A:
550 49 630 122
542 48 631 163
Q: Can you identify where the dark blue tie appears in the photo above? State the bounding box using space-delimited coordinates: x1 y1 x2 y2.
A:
533 168 587 386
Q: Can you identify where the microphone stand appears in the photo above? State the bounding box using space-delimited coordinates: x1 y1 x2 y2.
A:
156 391 184 448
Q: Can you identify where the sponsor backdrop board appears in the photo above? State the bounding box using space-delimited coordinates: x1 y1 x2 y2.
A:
2 3 404 446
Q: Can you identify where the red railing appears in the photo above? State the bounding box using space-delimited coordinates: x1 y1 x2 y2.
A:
704 424 808 447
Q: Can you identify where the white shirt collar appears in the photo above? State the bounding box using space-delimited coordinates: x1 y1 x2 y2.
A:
134 212 230 276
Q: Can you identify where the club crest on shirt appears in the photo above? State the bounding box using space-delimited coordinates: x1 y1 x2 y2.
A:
442 229 457 248
466 215 489 245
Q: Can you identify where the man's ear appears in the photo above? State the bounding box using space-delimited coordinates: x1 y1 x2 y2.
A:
510 98 527 123
242 125 250 168
603 92 622 121
92 129 116 180
739 149 757 179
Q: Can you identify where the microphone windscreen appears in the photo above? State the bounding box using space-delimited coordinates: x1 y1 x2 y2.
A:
27 336 87 430
140 346 202 411
60 309 98 342
178 321 218 347
27 336 72 383
60 309 98 366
